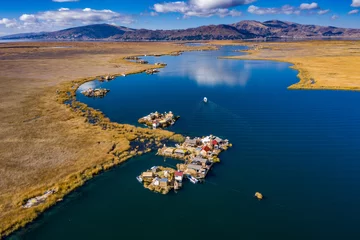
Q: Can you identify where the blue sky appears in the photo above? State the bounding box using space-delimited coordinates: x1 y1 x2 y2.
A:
0 0 359 35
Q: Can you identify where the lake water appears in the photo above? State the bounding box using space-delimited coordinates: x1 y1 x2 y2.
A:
10 46 360 239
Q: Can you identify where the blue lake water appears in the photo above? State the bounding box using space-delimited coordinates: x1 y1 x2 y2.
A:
10 46 360 239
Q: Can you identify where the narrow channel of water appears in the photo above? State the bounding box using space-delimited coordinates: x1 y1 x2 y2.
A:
10 46 360 239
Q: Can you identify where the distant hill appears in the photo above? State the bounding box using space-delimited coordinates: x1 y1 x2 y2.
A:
2 20 360 41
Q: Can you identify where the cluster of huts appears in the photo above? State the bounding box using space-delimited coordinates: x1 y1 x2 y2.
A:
125 56 140 60
137 135 231 194
158 135 231 179
23 189 56 208
136 59 149 64
155 62 167 66
138 111 180 129
81 88 110 98
99 74 115 81
146 69 160 74
137 166 183 194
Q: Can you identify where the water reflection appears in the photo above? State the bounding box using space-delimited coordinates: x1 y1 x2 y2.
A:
167 51 251 87
190 60 251 86
77 81 99 92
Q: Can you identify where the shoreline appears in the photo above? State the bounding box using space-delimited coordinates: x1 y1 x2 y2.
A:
210 40 360 92
0 43 216 238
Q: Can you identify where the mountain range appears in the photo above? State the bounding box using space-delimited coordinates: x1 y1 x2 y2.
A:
1 20 360 41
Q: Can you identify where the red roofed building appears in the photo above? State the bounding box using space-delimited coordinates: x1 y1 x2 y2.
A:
212 140 218 146
175 171 184 181
202 145 211 152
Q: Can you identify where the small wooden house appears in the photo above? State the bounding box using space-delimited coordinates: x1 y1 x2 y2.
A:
142 172 154 179
164 148 174 155
184 138 198 147
174 171 184 181
202 145 211 152
192 157 209 167
160 178 168 188
174 149 187 158
187 164 203 172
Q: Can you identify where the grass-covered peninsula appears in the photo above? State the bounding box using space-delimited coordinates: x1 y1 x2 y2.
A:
212 40 360 91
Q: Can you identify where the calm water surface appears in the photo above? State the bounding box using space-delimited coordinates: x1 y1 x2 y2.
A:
11 46 360 239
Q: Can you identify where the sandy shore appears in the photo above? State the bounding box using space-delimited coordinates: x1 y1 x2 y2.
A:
210 40 360 91
0 41 215 237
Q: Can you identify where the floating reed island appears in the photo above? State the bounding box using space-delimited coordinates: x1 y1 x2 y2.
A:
99 74 115 81
136 59 149 64
81 88 110 98
155 62 167 67
124 56 140 60
137 166 178 194
138 111 180 129
146 69 160 74
137 135 232 194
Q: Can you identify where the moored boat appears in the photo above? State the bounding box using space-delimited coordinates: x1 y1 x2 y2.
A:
187 174 198 184
136 176 143 183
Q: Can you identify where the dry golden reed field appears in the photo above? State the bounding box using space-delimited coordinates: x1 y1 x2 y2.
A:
0 41 214 237
0 40 359 237
212 40 360 90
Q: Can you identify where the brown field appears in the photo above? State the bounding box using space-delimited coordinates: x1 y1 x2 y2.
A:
210 40 360 90
0 41 215 238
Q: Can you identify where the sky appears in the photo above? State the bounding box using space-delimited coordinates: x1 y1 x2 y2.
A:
0 0 359 36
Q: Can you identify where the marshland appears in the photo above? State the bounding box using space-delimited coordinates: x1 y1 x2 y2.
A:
2 40 360 240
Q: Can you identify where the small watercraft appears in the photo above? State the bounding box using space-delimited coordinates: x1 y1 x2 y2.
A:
136 175 143 183
203 97 208 103
187 175 199 184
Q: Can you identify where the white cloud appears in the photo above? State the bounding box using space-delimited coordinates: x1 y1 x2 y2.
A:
349 9 359 14
247 5 299 15
0 8 134 31
150 12 159 16
0 18 18 28
52 0 79 2
189 0 256 9
331 14 339 20
153 0 253 17
299 2 319 10
318 9 330 15
248 2 327 15
351 0 360 7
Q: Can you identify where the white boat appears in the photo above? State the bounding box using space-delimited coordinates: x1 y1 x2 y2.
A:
136 176 143 183
203 97 208 103
187 175 199 184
